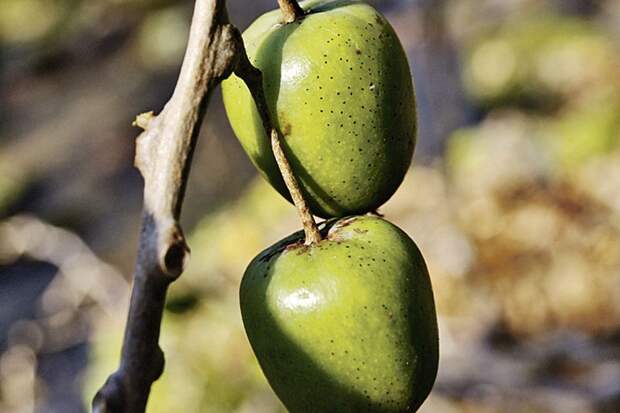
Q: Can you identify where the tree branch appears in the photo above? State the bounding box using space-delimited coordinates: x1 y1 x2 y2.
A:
92 1 243 411
93 0 322 410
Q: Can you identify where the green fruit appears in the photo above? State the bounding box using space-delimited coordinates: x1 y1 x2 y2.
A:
222 0 416 218
240 215 438 412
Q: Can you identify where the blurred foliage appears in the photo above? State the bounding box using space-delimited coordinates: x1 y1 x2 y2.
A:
447 112 620 335
0 166 28 216
461 15 620 111
3 0 620 412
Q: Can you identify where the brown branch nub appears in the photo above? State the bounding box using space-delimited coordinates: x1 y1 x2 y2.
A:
278 0 305 23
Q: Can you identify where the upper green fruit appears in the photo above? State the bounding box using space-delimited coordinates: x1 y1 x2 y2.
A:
240 215 438 412
222 0 416 218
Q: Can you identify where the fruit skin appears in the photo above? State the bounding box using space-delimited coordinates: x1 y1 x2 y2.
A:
240 215 438 412
222 0 416 218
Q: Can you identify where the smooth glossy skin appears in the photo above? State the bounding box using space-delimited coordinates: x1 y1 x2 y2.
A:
240 216 438 412
222 0 416 218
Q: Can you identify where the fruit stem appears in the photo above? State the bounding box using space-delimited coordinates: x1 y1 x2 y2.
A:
233 38 322 245
270 129 322 244
278 0 305 23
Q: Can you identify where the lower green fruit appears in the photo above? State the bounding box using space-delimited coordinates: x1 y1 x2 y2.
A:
240 215 438 412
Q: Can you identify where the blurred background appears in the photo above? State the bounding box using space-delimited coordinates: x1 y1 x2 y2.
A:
2 0 620 412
